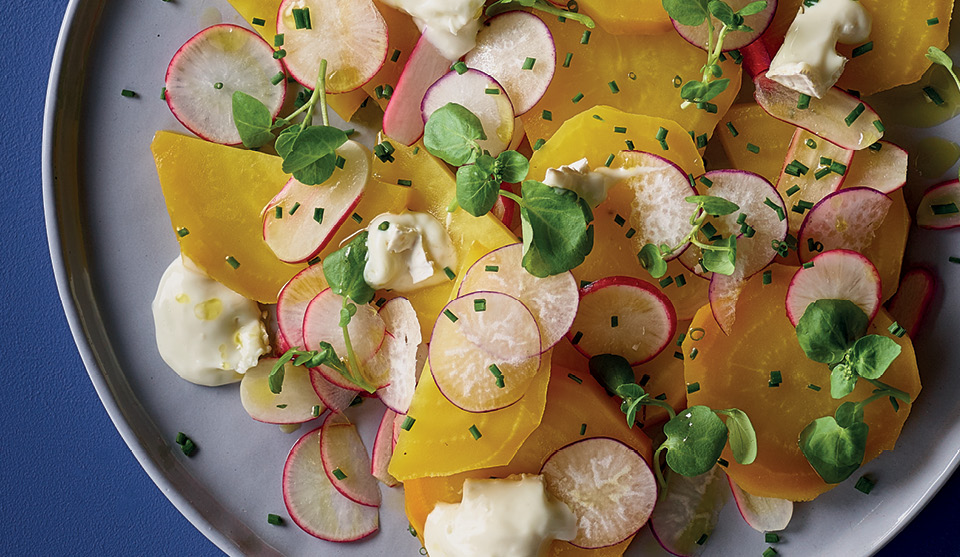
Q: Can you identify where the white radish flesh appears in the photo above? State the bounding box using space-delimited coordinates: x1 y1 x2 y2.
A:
422 69 515 157
917 179 960 230
885 267 937 338
649 467 730 557
844 141 908 194
276 264 328 353
310 368 360 413
382 34 454 145
785 249 881 326
797 187 893 262
729 477 793 533
239 358 324 424
303 289 387 390
164 24 285 145
708 272 747 336
371 408 400 487
540 437 657 549
371 297 422 414
320 413 381 507
672 0 778 52
774 129 853 234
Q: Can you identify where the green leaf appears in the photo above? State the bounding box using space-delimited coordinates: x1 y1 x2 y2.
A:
496 150 530 183
275 126 299 159
322 231 375 305
701 235 737 275
662 0 709 26
680 80 707 101
475 153 497 176
292 154 337 186
589 354 637 396
638 244 668 278
268 362 285 394
707 1 737 27
830 362 858 399
798 416 868 484
423 103 486 166
700 78 731 102
280 125 349 176
795 299 869 364
625 398 642 427
834 401 864 429
456 165 501 217
663 406 729 477
926 46 955 71
232 91 275 149
737 0 767 16
687 195 739 216
518 181 594 277
339 302 358 327
849 334 902 380
718 409 757 465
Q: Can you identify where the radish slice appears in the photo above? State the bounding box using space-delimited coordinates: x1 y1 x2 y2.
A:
382 34 455 146
320 413 381 507
372 297 422 414
786 249 881 326
540 437 657 549
164 24 285 146
263 140 370 263
567 276 677 366
459 244 579 352
277 264 328 353
421 69 515 157
649 467 730 557
283 427 379 541
463 11 556 115
885 267 937 338
303 289 387 390
797 187 893 262
729 477 793 533
277 0 388 93
754 72 883 151
310 369 360 413
371 408 400 487
917 179 960 230
845 141 908 194
239 358 324 424
672 0 777 52
708 273 746 336
773 129 853 234
429 292 542 412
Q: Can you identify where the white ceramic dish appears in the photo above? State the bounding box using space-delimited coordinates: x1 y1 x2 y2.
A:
43 0 960 555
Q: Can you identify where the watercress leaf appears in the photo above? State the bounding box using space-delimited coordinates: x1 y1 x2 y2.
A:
268 361 285 394
496 150 530 183
830 362 858 399
849 334 902 380
638 243 668 278
795 299 869 364
322 231 375 305
519 180 594 277
423 102 486 166
617 384 645 400
475 153 497 176
708 64 724 78
687 195 740 216
281 126 349 175
707 0 737 27
232 91 275 149
737 0 767 16
719 409 757 465
456 165 501 217
700 78 731 102
663 406 729 477
339 302 358 328
292 352 315 366
275 126 299 160
662 0 709 26
589 354 637 396
798 416 868 484
735 23 753 33
701 236 737 275
292 154 337 186
625 398 640 427
680 80 707 101
926 46 955 72
834 401 864 429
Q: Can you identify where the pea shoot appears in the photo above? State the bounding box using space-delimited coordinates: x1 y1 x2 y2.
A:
485 0 596 29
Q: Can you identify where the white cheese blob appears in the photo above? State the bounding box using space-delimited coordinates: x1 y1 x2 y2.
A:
543 158 646 207
152 256 269 386
363 212 457 292
767 0 872 98
424 475 577 557
380 0 485 59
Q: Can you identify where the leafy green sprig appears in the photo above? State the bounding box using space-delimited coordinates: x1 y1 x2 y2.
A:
795 299 910 483
486 0 596 29
637 195 740 279
270 342 364 393
662 0 768 109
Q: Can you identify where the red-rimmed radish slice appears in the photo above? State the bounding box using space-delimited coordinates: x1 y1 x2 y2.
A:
459 243 579 351
540 437 657 549
372 298 422 414
429 292 542 412
797 187 893 262
606 151 697 260
708 273 746 336
320 413 381 507
845 141 908 194
729 477 793 533
885 267 937 338
422 69 515 157
567 277 677 365
262 140 370 263
310 369 359 413
371 408 400 487
649 467 730 557
283 427 379 541
304 289 387 390
382 34 454 145
672 0 777 52
773 129 853 234
463 11 556 115
277 0 388 93
164 24 285 145
240 358 324 424
786 249 881 326
917 179 960 230
277 264 329 353
753 72 883 151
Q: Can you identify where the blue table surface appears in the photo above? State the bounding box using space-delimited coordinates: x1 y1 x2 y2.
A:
4 0 957 555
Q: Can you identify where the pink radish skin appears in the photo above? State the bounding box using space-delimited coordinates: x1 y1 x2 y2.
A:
885 267 938 338
649 467 730 557
785 249 881 326
422 69 515 157
673 0 778 52
310 369 361 413
917 179 960 230
845 141 908 194
283 427 379 541
371 408 400 487
165 25 285 146
797 187 893 262
240 358 324 424
320 413 382 507
567 276 677 365
709 273 746 336
773 129 852 234
382 34 454 145
372 297 422 414
277 264 329 353
540 437 657 549
728 477 793 533
464 11 556 115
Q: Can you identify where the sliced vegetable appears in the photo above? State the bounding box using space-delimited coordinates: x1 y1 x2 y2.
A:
845 141 908 194
885 267 937 338
372 297 422 414
786 249 882 327
649 466 730 557
320 413 381 507
672 0 778 52
382 34 455 145
797 187 893 262
309 369 360 413
276 264 327 353
303 289 387 389
240 358 324 424
773 129 853 234
372 408 400 487
917 179 960 230
729 477 793 532
421 70 516 157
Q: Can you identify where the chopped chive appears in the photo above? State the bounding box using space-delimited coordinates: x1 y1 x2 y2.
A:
659 140 670 151
288 202 301 216
484 88 500 95
729 49 743 64
542 109 553 121
176 227 190 238
923 86 945 106
533 138 546 150
763 270 772 284
571 331 583 345
160 86 167 100
474 298 487 312
806 138 817 149
351 213 362 224
687 382 701 394
689 347 699 360
468 425 482 440
579 423 587 436
802 261 815 269
334 155 346 169
746 143 760 154
689 328 706 341
763 548 778 557
928 17 940 25
307 256 321 266
786 184 801 196
580 280 592 289
873 120 885 133
121 89 136 98
696 534 709 546
443 266 456 280
213 81 225 89
814 167 832 180
521 57 537 71
797 94 811 109
572 92 584 104
625 139 635 150
701 222 718 239
226 256 240 269
890 396 900 411
614 126 627 134
737 213 747 225
610 315 619 327
851 42 873 58
675 274 687 287
888 321 907 338
375 297 387 308
697 134 708 148
655 393 667 401
699 176 714 188
697 102 718 114
854 475 875 494
717 457 729 467
332 468 347 480
443 309 458 322
301 8 312 29
604 153 615 167
932 202 959 215
274 206 283 219
175 432 188 445
181 439 197 456
677 333 687 346
614 214 626 226
563 52 573 68
274 33 284 47
567 373 583 384
400 416 415 431
819 156 833 166
251 17 266 26
580 30 591 44
845 103 866 126
608 80 620 94
808 383 822 391
769 370 782 387
949 256 960 264
659 276 674 288
764 198 786 221
725 122 739 137
830 161 848 175
311 405 321 417
313 207 324 224
379 221 392 231
390 49 402 63
451 61 468 75
267 514 284 525
270 72 285 86
674 351 684 360
396 178 412 187
656 127 669 141
485 265 499 272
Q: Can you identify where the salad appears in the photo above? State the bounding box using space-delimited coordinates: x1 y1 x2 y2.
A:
145 0 960 555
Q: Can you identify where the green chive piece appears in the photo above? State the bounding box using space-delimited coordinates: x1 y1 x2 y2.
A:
932 202 960 215
580 30 592 44
625 139 635 150
928 17 940 25
533 138 546 150
332 468 347 480
610 315 619 327
567 373 583 384
746 143 760 154
806 138 818 149
375 297 387 308
614 126 627 134
923 86 945 106
830 161 848 175
659 140 670 151
769 370 783 387
613 214 626 226
302 8 312 29
624 226 637 238
696 133 708 148
717 457 729 467
949 256 960 264
851 42 873 58
656 127 669 141
845 103 866 126
270 72 285 86
522 57 537 70
181 439 197 456
442 266 456 280
485 265 499 272
572 92 584 104
397 179 412 187
608 80 620 94
808 383 822 391
474 298 487 312
802 261 815 269
313 207 324 224
571 331 583 345
675 274 687 287
311 405 321 417
451 61 468 75
213 81 225 89
699 176 714 188
786 184 801 196
659 276 674 288
687 382 701 394
275 206 284 219
175 432 188 445
307 256 321 266
250 17 266 26
226 256 240 269
763 270 772 284
674 351 684 360
484 88 500 95
351 213 363 224
288 202 301 216
443 309 458 322
854 475 875 494
390 49 402 62
378 222 390 232
400 416 415 431
873 120 886 133
579 423 587 436
267 514 284 525
604 153 615 167
763 548 778 557
689 346 699 360
176 227 190 238
726 122 739 137
468 425 482 440
654 393 667 401
563 52 573 68
729 49 743 64
696 533 709 545
814 167 832 180
797 94 811 109
274 34 284 47
160 86 167 100
121 89 136 98
542 110 553 121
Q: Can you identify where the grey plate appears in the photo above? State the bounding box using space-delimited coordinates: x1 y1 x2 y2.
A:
43 0 960 555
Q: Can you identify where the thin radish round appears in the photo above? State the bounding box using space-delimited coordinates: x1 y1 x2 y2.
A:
277 0 388 93
164 24 285 145
429 292 542 413
310 369 360 413
917 179 960 230
649 467 730 557
459 244 579 352
672 0 777 52
263 140 370 263
422 69 515 157
382 34 454 146
885 267 937 338
371 408 400 487
786 249 881 326
277 264 329 353
845 141 908 194
540 437 657 549
283 427 379 541
708 273 747 336
797 187 893 262
303 289 387 390
464 11 556 115
320 413 381 507
729 477 793 533
371 297 422 414
240 358 324 424
567 277 677 366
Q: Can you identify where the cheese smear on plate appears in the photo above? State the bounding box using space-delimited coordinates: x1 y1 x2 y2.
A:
380 0 485 59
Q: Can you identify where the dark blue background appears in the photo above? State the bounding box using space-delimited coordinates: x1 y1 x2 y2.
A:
2 0 956 555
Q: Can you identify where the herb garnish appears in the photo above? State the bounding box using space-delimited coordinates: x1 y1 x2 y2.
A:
485 0 596 29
